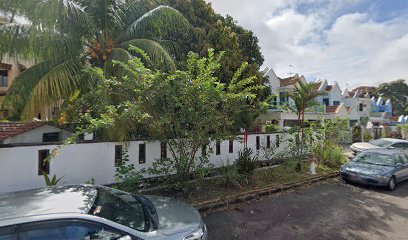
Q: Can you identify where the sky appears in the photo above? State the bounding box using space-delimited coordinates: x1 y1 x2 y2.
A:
207 0 408 89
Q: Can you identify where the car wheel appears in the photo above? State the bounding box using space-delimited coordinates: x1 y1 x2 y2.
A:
387 176 397 191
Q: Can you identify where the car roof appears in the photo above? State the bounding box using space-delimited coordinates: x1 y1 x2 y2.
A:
362 148 408 155
0 185 97 222
377 138 408 143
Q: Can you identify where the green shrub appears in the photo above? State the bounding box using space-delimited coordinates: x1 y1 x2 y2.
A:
265 124 282 133
235 147 258 176
217 163 245 189
115 150 143 192
322 144 347 168
363 129 373 142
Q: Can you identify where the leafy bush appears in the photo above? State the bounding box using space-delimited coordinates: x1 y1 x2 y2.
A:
322 144 347 168
217 162 245 189
265 124 281 133
43 173 64 186
235 147 258 177
363 129 373 141
115 150 143 192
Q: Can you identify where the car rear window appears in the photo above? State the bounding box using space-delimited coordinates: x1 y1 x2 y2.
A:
369 139 392 147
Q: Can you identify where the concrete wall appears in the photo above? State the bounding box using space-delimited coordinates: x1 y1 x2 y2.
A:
0 133 291 193
4 126 73 144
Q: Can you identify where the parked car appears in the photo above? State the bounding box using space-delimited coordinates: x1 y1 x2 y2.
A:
350 138 408 155
341 149 408 190
0 185 207 240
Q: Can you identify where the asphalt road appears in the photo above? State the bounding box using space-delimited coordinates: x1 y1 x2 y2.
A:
203 179 408 240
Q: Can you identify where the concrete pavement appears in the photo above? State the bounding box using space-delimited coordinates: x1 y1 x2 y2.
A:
203 179 408 240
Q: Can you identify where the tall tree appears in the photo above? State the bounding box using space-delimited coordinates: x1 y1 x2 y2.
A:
0 0 191 119
163 0 265 86
67 49 264 185
288 81 325 170
377 79 408 116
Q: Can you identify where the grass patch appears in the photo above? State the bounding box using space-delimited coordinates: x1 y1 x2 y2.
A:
142 162 338 204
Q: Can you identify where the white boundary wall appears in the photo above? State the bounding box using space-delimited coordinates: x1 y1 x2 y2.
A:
0 133 291 193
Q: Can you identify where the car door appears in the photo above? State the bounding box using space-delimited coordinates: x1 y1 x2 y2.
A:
18 219 141 240
393 153 408 182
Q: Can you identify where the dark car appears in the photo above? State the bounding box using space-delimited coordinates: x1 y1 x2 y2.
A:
0 185 207 240
341 149 408 190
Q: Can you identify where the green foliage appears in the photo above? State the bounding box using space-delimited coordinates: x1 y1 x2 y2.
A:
162 0 267 96
363 129 373 142
85 177 96 185
265 124 281 133
235 147 258 177
377 79 408 115
217 163 245 189
307 118 348 168
0 0 192 118
43 173 64 186
114 150 143 192
66 49 264 187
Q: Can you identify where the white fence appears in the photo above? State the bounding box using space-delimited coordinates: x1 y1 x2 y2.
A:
0 133 291 193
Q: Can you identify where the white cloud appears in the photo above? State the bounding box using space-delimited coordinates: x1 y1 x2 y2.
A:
208 0 408 88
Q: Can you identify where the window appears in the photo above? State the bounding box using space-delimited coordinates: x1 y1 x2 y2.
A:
256 136 260 150
216 140 221 155
279 92 287 105
392 143 408 150
333 101 340 106
0 70 8 87
139 143 146 164
359 103 364 111
202 144 207 157
229 140 234 153
42 132 60 142
38 150 50 175
266 135 271 149
20 220 134 240
160 142 167 159
114 145 123 166
323 98 329 106
394 154 408 165
0 225 17 240
276 135 280 148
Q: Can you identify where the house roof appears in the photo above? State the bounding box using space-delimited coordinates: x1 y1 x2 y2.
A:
350 86 376 98
279 75 301 87
326 106 339 113
0 122 45 141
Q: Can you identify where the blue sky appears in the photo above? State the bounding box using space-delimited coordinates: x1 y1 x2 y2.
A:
208 0 408 89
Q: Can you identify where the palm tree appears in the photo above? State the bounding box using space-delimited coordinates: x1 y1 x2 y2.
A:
287 80 325 170
0 0 191 119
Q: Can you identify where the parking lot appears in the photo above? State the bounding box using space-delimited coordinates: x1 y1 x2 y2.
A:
203 179 408 240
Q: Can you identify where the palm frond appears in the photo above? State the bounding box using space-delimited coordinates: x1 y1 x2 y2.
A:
105 48 131 76
23 58 85 118
0 23 83 60
119 39 175 71
118 5 191 43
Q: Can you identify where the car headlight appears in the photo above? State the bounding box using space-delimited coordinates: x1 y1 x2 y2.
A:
183 225 205 240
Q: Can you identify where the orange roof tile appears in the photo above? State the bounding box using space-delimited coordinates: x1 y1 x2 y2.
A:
0 122 44 141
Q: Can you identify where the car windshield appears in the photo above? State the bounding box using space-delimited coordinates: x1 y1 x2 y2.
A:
369 139 392 147
353 152 395 166
89 187 146 231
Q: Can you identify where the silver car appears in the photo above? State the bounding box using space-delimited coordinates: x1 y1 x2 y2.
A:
341 149 408 190
0 185 207 240
350 138 408 156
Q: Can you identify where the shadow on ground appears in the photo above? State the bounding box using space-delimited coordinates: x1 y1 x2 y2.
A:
203 179 408 240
